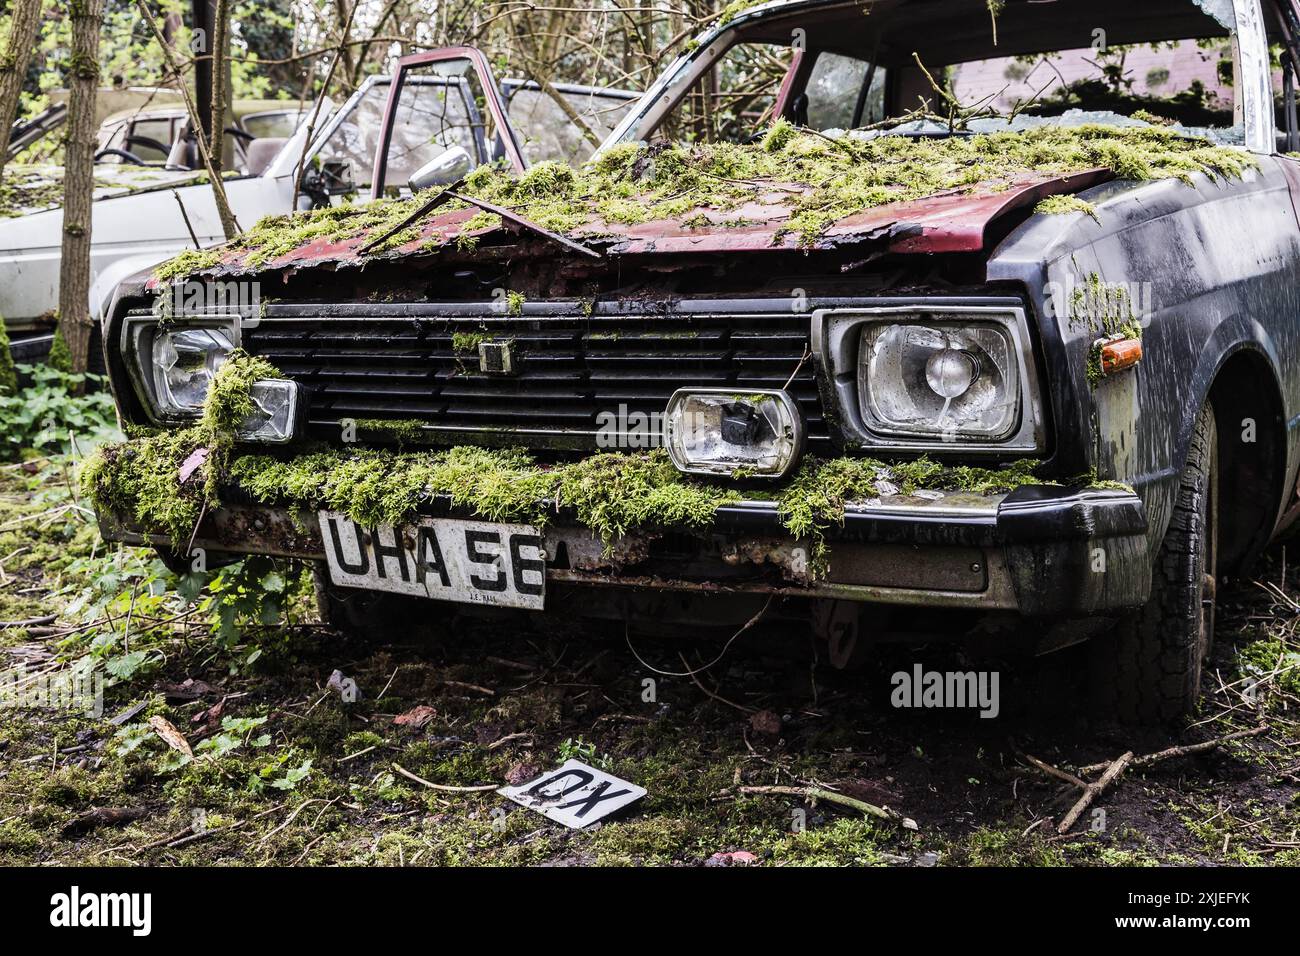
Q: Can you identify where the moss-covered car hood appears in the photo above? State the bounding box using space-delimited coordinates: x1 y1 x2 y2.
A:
149 123 1253 283
0 163 211 219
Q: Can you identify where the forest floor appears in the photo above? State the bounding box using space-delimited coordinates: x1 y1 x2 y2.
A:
1 452 1297 866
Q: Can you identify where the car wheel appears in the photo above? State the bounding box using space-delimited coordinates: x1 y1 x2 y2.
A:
312 562 410 639
1090 402 1218 723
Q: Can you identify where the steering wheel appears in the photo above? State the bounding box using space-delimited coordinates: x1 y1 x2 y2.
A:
94 147 147 165
225 126 255 143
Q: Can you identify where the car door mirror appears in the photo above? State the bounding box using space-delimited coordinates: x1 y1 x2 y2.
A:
409 146 474 192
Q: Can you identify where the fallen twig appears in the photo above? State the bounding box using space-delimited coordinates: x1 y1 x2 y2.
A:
62 806 149 837
1074 724 1268 776
1021 753 1088 790
729 784 918 830
392 763 498 793
1058 752 1133 834
0 614 56 629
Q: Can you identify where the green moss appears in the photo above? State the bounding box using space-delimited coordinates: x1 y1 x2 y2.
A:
226 446 736 544
777 455 1046 565
0 318 16 394
1035 194 1099 221
153 248 225 282
1071 272 1144 387
944 825 1068 866
200 352 280 437
79 352 282 542
1235 634 1300 703
451 332 486 354
87 416 1072 579
151 124 1256 280
769 818 889 866
0 167 64 217
352 418 426 446
47 327 72 373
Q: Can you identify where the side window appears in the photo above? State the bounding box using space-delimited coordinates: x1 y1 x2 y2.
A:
804 51 884 130
506 87 634 166
382 77 480 187
128 117 174 162
317 79 481 197
314 87 390 191
243 110 305 141
661 42 793 143
97 121 124 153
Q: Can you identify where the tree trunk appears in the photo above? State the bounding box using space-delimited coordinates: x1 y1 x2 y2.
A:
57 0 106 377
0 0 46 182
209 0 230 178
134 0 238 239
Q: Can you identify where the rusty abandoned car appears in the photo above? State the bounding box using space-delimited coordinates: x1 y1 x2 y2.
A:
85 0 1300 723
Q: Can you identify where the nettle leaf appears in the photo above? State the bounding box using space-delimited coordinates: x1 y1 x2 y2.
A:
271 759 313 790
221 715 268 735
112 723 154 756
105 650 152 680
195 733 243 758
176 574 206 603
157 749 193 773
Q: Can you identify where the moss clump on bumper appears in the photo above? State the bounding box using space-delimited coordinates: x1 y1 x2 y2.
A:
80 353 1068 561
84 428 1054 564
80 352 280 542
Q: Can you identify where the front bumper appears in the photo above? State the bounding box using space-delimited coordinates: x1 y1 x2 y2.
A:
97 483 1150 617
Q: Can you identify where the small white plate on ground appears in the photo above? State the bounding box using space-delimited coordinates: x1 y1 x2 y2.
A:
498 759 646 828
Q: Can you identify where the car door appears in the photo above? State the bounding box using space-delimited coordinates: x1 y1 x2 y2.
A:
370 47 529 198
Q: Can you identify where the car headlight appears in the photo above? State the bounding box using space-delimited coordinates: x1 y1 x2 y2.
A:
664 389 803 478
239 379 301 444
813 304 1045 455
152 326 236 414
858 323 1019 440
122 316 238 420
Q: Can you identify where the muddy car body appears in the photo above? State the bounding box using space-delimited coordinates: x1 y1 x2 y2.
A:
91 0 1300 721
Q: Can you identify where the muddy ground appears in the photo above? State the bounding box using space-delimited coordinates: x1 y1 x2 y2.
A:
1 454 1297 866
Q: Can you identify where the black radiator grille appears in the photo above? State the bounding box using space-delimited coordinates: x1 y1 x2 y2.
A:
241 308 829 451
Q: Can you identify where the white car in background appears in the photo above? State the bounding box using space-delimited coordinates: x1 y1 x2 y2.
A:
0 61 636 361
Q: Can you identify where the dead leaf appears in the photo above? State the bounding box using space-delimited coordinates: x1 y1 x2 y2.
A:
749 710 782 736
157 678 221 701
178 447 210 485
505 760 540 786
392 704 437 730
189 697 228 741
148 716 193 757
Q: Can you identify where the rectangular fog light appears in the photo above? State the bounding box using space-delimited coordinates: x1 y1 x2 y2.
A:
664 388 803 478
236 379 301 444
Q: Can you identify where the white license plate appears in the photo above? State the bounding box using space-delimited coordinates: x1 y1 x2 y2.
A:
319 511 545 609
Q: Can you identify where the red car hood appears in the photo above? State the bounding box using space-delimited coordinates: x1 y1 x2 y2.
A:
162 167 1113 280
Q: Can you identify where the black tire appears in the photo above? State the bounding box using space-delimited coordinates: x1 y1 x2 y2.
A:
1090 403 1219 723
312 562 413 640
